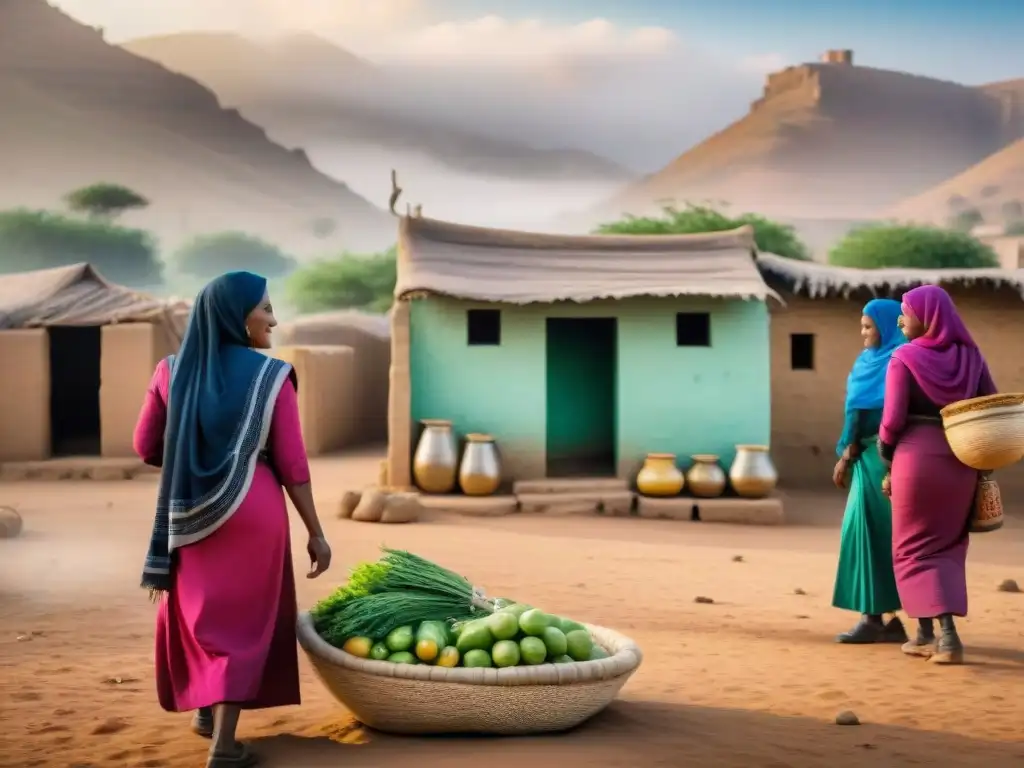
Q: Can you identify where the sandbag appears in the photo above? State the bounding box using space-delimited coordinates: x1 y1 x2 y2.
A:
351 488 385 523
337 490 361 519
380 493 420 524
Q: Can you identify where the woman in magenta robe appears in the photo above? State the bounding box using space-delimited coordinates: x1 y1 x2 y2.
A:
878 285 996 665
134 271 332 768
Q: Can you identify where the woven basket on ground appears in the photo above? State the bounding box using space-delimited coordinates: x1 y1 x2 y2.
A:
940 393 1024 471
296 611 643 735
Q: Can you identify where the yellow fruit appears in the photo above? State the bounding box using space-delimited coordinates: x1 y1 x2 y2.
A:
342 636 373 658
436 646 460 667
415 638 439 663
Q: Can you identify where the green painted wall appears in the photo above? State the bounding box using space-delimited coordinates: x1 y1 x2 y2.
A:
408 296 771 477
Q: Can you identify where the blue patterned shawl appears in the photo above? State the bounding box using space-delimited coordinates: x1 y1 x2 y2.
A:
141 271 293 592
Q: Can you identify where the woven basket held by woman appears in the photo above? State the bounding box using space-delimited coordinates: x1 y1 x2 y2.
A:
878 285 997 666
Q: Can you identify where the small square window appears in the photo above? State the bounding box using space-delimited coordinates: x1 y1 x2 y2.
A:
467 309 501 345
675 312 710 346
790 333 815 370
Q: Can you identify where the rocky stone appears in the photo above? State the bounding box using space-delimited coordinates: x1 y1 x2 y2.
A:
835 710 860 726
996 579 1021 593
0 506 22 539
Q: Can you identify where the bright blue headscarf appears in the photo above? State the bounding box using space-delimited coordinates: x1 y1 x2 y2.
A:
844 298 905 411
141 271 294 592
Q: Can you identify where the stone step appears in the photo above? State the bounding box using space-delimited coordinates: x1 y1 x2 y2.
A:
417 494 519 517
517 490 634 517
636 495 784 525
512 477 628 495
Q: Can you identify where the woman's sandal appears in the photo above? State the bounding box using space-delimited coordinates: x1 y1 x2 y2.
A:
207 743 258 768
928 641 965 665
191 709 214 738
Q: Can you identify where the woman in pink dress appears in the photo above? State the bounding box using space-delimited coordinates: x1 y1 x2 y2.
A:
134 271 332 768
878 285 996 665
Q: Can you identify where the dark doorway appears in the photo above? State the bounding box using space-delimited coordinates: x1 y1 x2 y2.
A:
545 317 617 477
48 326 102 456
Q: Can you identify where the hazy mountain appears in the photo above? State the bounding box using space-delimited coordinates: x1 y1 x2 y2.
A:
597 56 1023 222
0 0 393 254
888 137 1024 226
121 32 634 184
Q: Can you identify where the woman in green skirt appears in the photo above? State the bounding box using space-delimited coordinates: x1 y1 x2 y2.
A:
831 298 907 644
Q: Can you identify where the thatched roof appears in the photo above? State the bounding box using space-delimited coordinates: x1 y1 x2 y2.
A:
0 263 173 328
396 216 778 304
756 253 1024 300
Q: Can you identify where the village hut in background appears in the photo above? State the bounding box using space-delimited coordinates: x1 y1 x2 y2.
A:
386 215 779 487
0 263 182 462
757 253 1024 493
276 310 391 451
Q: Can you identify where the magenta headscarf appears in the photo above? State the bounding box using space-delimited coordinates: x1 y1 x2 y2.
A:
891 285 986 406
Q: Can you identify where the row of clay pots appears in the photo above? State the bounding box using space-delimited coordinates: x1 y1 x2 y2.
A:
636 446 778 499
412 419 502 496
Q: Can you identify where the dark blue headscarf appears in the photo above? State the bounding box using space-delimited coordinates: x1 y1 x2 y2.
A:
844 298 905 411
142 272 293 592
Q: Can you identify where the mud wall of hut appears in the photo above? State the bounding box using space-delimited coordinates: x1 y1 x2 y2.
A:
274 345 357 457
100 323 175 458
276 319 390 446
406 296 772 482
769 285 1024 493
0 323 173 462
0 330 49 461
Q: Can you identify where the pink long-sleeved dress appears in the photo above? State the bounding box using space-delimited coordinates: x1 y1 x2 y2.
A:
133 357 309 712
879 358 996 619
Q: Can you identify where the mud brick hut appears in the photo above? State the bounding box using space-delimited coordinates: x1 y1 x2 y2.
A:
276 310 392 452
0 263 182 461
276 309 391 448
756 253 1024 492
385 215 780 488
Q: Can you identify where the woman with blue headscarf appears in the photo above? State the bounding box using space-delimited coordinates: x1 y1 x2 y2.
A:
134 272 332 768
831 298 906 645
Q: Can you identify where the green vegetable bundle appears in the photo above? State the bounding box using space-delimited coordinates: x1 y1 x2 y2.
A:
328 605 608 669
312 547 499 646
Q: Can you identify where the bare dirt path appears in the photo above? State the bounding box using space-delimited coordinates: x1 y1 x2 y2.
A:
2 453 1022 767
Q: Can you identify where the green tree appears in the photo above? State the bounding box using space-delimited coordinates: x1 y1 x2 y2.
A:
287 247 397 313
0 208 162 286
828 225 998 269
65 182 149 219
173 232 297 280
595 203 811 260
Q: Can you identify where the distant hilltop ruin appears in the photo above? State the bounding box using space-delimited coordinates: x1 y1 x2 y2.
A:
752 50 1024 147
603 48 1024 221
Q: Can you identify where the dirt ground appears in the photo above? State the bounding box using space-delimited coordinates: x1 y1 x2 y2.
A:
2 449 1023 768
